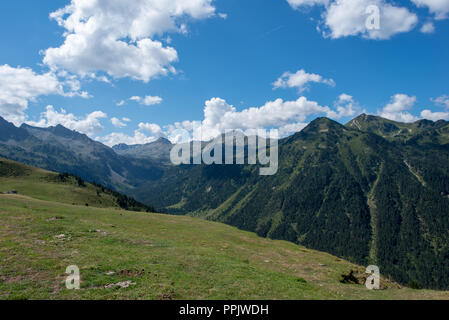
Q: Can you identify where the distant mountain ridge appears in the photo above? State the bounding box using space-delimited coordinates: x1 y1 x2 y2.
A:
0 117 164 195
1 115 449 289
347 114 449 143
113 137 173 162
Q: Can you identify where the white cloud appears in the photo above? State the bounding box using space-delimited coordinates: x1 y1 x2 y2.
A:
286 0 329 9
324 0 418 40
129 95 163 106
142 96 163 106
380 112 419 123
420 109 449 121
27 105 107 136
43 0 216 82
56 72 91 98
195 97 334 140
383 94 417 113
164 120 202 143
111 117 128 128
327 94 360 119
99 131 157 147
0 65 64 125
97 91 449 147
138 122 162 135
419 95 449 121
130 96 142 102
99 121 163 146
411 0 449 20
273 69 335 93
433 95 449 109
379 94 419 122
116 100 126 106
378 93 449 123
98 95 337 145
288 0 418 40
420 22 436 33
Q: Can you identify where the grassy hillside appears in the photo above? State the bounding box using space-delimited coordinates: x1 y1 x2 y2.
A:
1 194 449 300
3 115 449 289
0 159 448 300
0 158 154 212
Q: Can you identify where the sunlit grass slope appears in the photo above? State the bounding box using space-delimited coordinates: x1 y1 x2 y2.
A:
1 195 449 300
0 157 152 211
0 158 448 300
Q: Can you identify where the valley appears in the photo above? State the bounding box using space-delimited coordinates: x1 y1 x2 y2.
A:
0 159 448 299
1 114 449 290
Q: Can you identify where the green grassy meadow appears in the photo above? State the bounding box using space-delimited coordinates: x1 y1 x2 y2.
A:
0 158 448 300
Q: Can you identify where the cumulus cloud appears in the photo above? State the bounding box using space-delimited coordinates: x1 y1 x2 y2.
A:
163 120 202 143
376 93 449 123
99 121 163 146
420 109 449 121
286 0 329 8
190 97 336 140
288 0 418 39
56 71 91 98
433 95 449 109
379 94 419 122
0 65 65 125
419 95 449 121
92 91 449 146
27 105 107 136
420 21 436 33
142 96 163 106
411 0 449 20
130 96 141 102
43 0 216 82
129 95 163 106
382 94 417 113
138 122 162 135
324 0 418 39
98 95 337 145
99 131 158 147
111 117 128 128
327 94 360 119
273 69 335 93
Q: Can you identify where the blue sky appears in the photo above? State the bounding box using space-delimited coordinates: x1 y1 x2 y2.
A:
0 0 448 145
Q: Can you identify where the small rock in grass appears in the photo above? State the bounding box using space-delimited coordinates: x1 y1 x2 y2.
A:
105 281 136 289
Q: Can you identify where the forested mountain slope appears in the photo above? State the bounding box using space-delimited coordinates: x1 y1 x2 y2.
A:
140 117 449 289
1 115 449 289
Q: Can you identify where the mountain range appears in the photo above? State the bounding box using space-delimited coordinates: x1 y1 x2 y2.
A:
1 114 449 289
113 137 173 163
0 116 165 195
